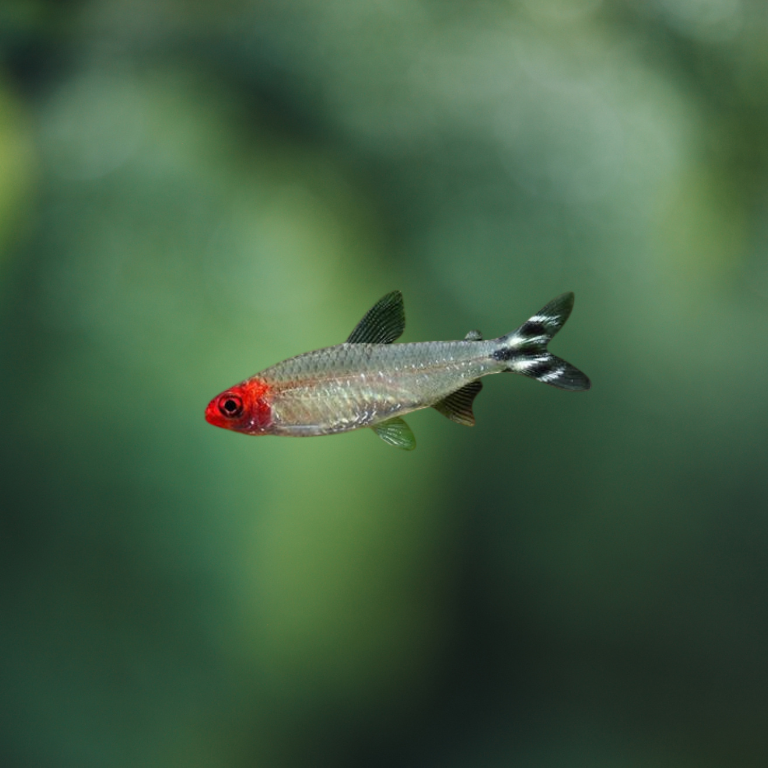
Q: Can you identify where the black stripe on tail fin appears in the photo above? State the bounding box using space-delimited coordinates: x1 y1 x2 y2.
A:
492 292 591 391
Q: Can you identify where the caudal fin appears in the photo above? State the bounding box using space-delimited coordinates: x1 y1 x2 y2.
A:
492 292 591 391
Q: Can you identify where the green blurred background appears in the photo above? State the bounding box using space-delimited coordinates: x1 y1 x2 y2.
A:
2 1 768 766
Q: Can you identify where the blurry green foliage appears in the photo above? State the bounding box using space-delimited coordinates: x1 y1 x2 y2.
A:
2 1 768 767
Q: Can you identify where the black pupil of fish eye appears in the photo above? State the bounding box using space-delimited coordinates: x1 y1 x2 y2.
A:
221 397 241 415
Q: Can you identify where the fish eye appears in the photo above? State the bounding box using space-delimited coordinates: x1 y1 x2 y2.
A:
218 394 243 418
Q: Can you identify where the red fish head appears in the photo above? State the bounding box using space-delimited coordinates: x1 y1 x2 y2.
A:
205 379 272 434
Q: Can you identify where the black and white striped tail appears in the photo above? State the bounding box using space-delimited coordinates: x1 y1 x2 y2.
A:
492 292 591 391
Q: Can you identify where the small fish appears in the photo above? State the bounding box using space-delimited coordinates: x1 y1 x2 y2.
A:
205 291 590 450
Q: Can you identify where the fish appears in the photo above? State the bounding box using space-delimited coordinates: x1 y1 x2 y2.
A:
205 291 590 450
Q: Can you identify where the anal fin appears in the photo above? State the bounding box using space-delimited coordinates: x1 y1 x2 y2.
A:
372 417 416 450
432 381 483 426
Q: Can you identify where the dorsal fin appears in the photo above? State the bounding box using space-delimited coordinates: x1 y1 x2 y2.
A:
464 329 483 341
432 381 483 426
346 291 405 344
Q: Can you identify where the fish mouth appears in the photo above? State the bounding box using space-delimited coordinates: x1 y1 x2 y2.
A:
204 397 223 427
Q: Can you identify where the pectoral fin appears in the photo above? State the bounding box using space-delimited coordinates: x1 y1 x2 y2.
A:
372 417 416 450
432 381 483 426
346 291 405 344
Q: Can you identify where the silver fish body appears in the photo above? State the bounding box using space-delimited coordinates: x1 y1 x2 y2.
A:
261 339 501 436
204 291 590 449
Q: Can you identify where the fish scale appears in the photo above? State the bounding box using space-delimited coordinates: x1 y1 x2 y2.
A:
205 291 590 450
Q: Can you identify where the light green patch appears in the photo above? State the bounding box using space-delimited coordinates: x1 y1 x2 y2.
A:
655 163 747 295
0 79 37 269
